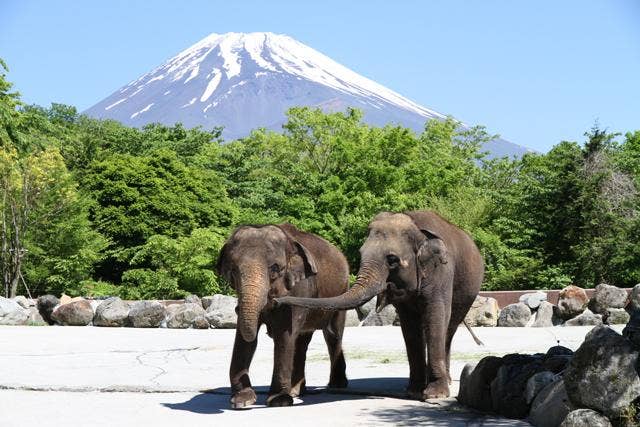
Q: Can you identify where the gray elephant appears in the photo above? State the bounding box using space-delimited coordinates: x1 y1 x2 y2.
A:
216 223 350 408
276 211 484 399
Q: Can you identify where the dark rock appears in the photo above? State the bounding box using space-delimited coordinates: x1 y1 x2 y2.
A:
127 301 166 328
490 353 545 418
497 303 531 327
623 309 640 349
94 297 130 327
51 300 93 326
629 284 640 312
37 294 60 325
557 285 589 320
564 325 640 419
205 294 237 328
525 371 557 404
546 345 574 358
564 308 602 326
560 409 612 427
589 283 629 314
457 356 504 412
528 378 574 427
464 296 500 327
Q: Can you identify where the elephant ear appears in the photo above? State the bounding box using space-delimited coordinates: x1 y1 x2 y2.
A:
417 229 449 267
292 240 318 276
215 242 231 280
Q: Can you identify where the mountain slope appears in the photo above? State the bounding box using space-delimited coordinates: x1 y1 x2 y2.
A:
85 32 531 157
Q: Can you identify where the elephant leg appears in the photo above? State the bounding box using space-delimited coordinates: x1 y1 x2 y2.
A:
397 306 427 400
229 327 259 409
267 315 297 407
290 332 314 397
424 300 451 399
323 310 348 389
444 294 478 383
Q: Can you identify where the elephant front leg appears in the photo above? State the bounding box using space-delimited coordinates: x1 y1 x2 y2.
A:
424 301 451 399
267 327 296 407
397 307 427 400
229 328 259 409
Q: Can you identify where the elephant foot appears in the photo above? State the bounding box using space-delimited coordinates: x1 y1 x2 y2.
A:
328 375 348 389
266 392 294 407
290 379 306 398
423 379 450 400
230 387 257 409
406 381 426 400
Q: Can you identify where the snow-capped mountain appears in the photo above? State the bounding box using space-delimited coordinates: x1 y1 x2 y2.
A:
85 32 530 157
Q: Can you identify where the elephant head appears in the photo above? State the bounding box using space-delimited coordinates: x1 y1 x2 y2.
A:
216 225 317 342
275 212 448 311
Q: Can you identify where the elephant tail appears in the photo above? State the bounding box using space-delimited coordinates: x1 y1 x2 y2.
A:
463 320 484 346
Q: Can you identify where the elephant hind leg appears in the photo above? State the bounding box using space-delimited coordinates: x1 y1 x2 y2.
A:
290 332 314 397
444 296 477 384
323 310 348 388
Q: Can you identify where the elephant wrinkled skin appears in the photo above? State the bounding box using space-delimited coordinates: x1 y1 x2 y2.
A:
217 224 350 408
276 211 484 400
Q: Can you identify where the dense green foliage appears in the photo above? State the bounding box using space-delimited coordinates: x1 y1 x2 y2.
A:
1 62 639 298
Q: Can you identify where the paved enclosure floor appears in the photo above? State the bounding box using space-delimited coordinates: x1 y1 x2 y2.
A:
0 324 618 426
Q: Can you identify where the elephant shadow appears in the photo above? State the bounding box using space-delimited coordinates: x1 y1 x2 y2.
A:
162 377 410 414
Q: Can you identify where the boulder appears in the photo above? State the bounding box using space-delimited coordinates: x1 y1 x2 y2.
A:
465 296 500 327
606 307 630 325
564 325 640 419
51 300 93 326
93 297 129 327
623 309 640 349
557 285 589 320
519 291 548 310
528 378 574 427
629 284 640 312
59 294 72 305
497 303 531 327
560 409 612 427
589 283 629 314
344 309 360 327
13 295 32 309
0 296 29 325
165 303 206 329
201 296 214 310
192 316 210 329
532 301 558 327
490 353 545 418
127 301 166 328
184 294 202 307
356 298 376 321
361 304 397 326
27 307 46 325
564 308 602 326
36 294 59 325
525 371 557 404
457 356 504 412
205 294 238 328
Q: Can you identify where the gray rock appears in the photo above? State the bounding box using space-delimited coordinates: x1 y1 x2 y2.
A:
356 297 376 321
497 302 531 327
526 371 557 404
0 296 29 325
205 294 238 328
201 296 214 310
361 304 397 326
564 325 640 419
166 303 206 329
589 283 629 314
564 308 602 326
533 301 558 327
344 309 360 327
465 296 500 327
27 307 46 325
528 378 574 427
184 294 202 307
192 316 210 329
127 301 166 328
93 297 130 327
457 356 504 412
557 285 589 320
51 300 93 326
560 409 612 427
519 291 548 310
490 353 545 418
13 295 32 309
36 294 59 325
629 284 640 312
606 307 630 325
623 309 640 349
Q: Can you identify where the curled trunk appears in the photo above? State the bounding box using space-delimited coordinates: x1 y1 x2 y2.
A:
237 263 268 342
275 261 387 310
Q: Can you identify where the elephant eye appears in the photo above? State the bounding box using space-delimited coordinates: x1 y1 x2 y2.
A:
269 263 282 279
386 254 401 268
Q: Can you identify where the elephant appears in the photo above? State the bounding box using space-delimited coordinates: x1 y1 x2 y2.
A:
216 223 350 408
275 211 484 400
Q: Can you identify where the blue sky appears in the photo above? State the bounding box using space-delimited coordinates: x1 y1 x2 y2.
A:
1 0 639 152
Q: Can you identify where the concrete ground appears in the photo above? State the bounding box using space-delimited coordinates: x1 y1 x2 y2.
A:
0 324 617 426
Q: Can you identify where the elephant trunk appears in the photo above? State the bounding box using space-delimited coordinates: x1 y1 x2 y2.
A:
237 263 268 342
275 260 387 310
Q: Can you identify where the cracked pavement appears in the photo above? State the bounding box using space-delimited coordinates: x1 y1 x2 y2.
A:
0 324 617 426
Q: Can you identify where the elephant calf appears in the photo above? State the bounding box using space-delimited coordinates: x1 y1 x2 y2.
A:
216 224 349 408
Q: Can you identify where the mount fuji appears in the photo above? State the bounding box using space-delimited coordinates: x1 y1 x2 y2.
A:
85 32 530 157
